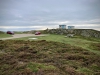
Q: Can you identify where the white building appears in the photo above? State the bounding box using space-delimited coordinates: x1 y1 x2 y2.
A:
59 25 66 29
68 26 75 29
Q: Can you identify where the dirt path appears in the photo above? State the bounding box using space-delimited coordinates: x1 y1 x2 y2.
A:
0 34 48 40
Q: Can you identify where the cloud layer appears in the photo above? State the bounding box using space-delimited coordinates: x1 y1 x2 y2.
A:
0 0 100 31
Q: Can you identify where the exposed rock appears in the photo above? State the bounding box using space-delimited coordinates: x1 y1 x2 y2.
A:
44 29 100 38
67 34 74 37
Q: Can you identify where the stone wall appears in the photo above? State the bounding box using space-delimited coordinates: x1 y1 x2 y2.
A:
44 29 100 38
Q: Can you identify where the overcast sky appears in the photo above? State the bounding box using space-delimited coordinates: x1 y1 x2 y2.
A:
0 0 100 31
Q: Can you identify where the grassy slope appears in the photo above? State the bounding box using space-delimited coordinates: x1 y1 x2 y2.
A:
0 34 12 38
0 40 100 75
14 34 100 55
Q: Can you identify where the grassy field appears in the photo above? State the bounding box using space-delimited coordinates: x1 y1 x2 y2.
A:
0 34 12 38
0 40 100 75
0 34 100 75
15 34 100 55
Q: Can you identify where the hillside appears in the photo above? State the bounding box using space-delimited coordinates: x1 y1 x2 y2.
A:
0 40 100 75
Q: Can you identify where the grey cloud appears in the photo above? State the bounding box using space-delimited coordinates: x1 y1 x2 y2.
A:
0 0 100 31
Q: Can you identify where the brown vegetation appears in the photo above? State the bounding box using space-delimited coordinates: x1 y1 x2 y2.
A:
0 40 100 75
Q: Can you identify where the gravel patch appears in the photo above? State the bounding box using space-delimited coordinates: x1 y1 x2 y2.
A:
0 34 48 40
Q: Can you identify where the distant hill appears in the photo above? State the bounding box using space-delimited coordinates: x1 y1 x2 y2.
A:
0 31 5 34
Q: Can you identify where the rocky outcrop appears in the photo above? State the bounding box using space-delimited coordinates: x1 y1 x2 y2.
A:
74 29 100 38
44 29 100 38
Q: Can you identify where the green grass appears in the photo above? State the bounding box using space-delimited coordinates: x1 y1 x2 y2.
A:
27 62 56 72
77 67 93 75
0 34 12 38
14 34 100 55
